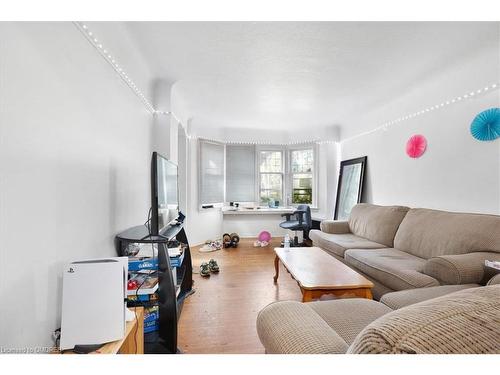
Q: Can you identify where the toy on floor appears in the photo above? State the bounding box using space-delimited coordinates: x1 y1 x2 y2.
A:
253 231 272 247
222 232 240 248
253 240 269 247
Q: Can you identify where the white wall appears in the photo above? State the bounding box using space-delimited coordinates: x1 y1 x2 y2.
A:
0 23 154 349
222 214 289 238
185 138 223 245
316 142 339 220
340 49 500 214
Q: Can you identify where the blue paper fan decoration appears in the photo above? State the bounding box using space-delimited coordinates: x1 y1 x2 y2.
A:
470 108 500 141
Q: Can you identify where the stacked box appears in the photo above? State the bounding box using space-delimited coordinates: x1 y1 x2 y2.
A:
128 257 159 272
169 252 185 268
126 255 160 332
143 305 160 333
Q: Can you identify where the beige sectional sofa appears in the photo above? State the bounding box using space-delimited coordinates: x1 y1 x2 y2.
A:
257 283 500 354
257 204 500 354
309 204 500 299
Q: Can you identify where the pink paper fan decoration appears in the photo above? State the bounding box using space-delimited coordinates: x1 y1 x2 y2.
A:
406 135 427 158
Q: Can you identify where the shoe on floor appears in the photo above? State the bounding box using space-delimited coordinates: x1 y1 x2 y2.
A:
208 259 220 273
200 262 211 277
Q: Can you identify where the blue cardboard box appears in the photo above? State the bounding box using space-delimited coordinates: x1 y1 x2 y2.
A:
128 257 158 271
169 252 185 268
144 319 159 333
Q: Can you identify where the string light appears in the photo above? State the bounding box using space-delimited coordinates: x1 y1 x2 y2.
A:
73 21 155 114
74 22 499 146
194 136 335 146
341 82 500 144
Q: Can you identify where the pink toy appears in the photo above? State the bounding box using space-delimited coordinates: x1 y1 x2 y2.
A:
258 231 272 242
406 134 427 158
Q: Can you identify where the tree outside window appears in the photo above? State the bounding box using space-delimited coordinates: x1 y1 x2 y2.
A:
291 149 313 204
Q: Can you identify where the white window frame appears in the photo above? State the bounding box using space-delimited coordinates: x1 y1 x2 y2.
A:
256 146 285 205
286 144 318 208
254 143 318 208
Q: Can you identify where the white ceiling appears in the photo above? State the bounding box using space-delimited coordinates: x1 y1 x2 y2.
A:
120 22 499 139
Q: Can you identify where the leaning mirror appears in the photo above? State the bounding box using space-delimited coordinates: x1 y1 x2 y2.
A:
334 156 367 220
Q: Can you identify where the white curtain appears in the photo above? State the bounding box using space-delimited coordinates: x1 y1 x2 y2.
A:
199 140 225 205
226 145 256 202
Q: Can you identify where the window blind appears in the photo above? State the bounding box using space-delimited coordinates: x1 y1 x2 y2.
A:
199 140 225 205
226 145 256 202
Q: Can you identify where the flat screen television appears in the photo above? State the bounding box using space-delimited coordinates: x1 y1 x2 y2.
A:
151 152 179 236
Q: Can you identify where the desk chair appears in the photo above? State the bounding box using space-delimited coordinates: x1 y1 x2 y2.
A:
279 205 312 246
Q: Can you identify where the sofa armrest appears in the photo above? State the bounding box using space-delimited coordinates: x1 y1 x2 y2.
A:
256 301 349 354
487 274 500 285
320 220 350 235
423 252 500 285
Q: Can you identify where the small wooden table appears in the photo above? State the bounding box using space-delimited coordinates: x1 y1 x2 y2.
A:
55 307 144 354
274 247 373 302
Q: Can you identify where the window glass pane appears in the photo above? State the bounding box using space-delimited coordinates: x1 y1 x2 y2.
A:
260 151 282 172
292 173 312 204
291 149 313 173
260 174 282 190
260 189 282 203
260 173 282 203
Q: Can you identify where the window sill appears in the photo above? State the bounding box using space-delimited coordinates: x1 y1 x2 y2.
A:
222 206 319 215
222 207 294 215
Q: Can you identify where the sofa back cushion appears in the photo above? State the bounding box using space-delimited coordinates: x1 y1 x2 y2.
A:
348 204 410 247
348 285 500 354
394 208 500 259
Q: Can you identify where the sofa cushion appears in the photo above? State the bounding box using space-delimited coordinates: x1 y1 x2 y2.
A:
380 284 479 310
319 220 350 234
308 299 392 345
345 248 440 291
309 230 386 258
348 204 410 247
394 208 500 259
348 285 500 354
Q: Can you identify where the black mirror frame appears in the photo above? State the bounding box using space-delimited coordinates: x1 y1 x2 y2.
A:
333 156 367 220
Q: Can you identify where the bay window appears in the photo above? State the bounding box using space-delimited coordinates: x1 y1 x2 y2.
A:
199 139 317 209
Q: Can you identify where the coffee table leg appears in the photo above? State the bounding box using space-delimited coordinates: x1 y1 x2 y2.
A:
273 255 279 283
364 288 373 300
302 290 313 302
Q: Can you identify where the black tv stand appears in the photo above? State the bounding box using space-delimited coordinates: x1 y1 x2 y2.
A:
115 223 193 354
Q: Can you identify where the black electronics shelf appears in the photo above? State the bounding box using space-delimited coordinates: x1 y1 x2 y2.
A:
115 223 193 354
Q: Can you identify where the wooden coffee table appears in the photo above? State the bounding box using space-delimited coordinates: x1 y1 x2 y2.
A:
274 247 374 302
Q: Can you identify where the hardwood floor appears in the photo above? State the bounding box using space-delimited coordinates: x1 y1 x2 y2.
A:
177 238 303 354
